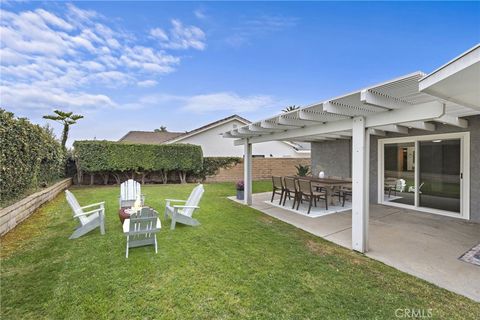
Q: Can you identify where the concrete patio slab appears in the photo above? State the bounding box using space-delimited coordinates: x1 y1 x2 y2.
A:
228 192 480 302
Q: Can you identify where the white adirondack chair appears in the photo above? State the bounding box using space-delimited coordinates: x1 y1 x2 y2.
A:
123 207 161 258
395 179 407 193
164 184 204 230
119 179 145 208
66 190 105 239
408 182 425 194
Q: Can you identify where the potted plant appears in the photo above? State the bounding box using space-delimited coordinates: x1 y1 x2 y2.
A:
236 180 244 200
295 164 311 177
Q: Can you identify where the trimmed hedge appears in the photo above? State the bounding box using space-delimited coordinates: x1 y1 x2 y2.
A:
197 157 242 180
73 140 203 184
0 109 65 205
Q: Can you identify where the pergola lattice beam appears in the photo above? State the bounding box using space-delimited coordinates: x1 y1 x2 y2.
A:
368 128 386 136
248 124 282 132
261 120 298 129
233 101 444 145
373 125 409 134
278 115 312 126
400 121 436 131
323 101 380 117
360 89 413 110
434 115 468 128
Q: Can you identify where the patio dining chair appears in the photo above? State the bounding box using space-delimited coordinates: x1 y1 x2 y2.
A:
271 176 285 204
283 177 300 209
338 178 352 207
384 177 397 197
297 179 328 214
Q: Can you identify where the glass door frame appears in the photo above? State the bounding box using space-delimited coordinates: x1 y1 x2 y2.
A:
378 132 470 220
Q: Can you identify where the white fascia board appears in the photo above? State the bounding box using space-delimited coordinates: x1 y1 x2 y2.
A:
360 89 412 110
419 45 480 90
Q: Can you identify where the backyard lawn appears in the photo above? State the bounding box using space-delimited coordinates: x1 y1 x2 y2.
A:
1 181 479 319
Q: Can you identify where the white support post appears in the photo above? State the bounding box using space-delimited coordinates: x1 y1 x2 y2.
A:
244 140 253 205
351 117 369 253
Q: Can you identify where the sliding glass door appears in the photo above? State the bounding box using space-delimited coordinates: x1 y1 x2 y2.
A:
379 132 469 219
419 139 461 213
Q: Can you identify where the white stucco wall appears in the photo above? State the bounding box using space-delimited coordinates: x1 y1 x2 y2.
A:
172 119 309 158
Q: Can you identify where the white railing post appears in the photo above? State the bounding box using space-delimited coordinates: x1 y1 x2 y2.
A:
352 117 369 252
244 139 253 205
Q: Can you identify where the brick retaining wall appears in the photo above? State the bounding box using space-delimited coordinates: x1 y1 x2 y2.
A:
0 178 72 236
205 158 311 182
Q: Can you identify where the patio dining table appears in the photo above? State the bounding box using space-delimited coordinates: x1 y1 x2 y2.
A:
289 176 352 205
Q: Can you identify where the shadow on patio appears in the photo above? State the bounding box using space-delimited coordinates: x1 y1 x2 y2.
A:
229 192 480 302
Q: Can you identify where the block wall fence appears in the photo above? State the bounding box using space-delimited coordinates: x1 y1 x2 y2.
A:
0 178 72 236
205 158 311 182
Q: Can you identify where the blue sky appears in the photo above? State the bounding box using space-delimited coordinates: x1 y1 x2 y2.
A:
1 1 479 146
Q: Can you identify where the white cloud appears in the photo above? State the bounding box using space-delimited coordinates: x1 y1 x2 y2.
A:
182 92 275 113
150 28 169 41
119 92 276 113
150 19 206 50
137 80 158 87
194 9 207 20
35 8 74 31
0 84 116 111
0 4 204 112
226 14 298 47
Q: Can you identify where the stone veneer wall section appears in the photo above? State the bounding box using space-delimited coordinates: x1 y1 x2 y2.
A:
311 115 480 222
205 158 311 182
311 140 351 178
0 178 72 236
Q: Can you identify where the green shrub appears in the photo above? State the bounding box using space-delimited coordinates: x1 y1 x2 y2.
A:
73 141 203 184
0 109 65 205
196 157 242 180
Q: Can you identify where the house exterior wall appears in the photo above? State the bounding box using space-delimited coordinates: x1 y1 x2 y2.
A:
175 120 309 158
311 140 351 178
311 115 480 222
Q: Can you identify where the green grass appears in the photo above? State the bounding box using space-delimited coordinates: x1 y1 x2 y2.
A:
1 181 478 319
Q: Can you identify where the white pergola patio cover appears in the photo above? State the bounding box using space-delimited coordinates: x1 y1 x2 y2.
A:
223 45 480 253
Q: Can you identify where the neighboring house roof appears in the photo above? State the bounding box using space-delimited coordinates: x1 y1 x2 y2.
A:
164 114 251 143
119 131 184 144
118 114 311 152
